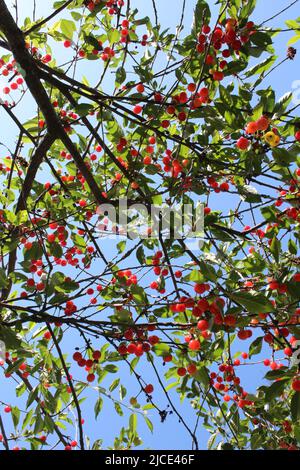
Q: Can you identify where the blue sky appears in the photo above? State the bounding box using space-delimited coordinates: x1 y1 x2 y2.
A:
0 0 300 450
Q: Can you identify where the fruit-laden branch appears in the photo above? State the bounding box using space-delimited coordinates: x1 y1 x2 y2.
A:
0 0 107 206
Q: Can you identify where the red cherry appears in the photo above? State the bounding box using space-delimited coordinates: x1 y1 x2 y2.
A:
73 352 82 362
194 283 206 294
292 379 300 392
144 384 154 394
177 367 187 377
187 364 197 375
213 71 224 81
133 105 142 114
92 350 101 360
236 137 250 150
136 83 145 93
202 24 211 34
256 116 269 131
197 319 209 331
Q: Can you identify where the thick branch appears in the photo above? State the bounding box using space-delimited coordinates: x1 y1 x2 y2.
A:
0 0 107 206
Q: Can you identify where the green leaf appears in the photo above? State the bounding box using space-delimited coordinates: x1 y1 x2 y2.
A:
119 385 127 400
26 386 39 408
104 364 118 373
194 367 210 389
197 259 217 282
